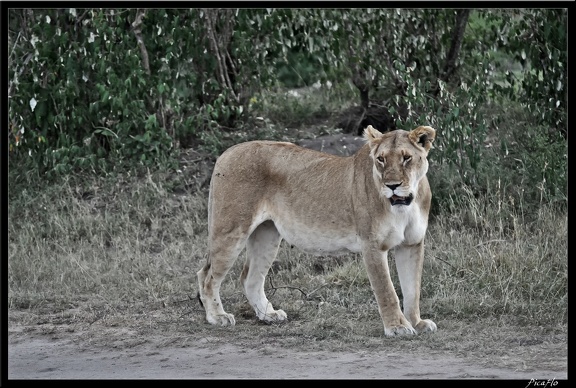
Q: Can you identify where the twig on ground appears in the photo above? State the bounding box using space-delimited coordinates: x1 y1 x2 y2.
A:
267 277 324 299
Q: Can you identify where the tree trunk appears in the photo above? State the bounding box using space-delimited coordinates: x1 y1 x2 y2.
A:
431 9 470 96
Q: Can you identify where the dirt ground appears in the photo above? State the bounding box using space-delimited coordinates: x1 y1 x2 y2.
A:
7 302 568 380
7 320 567 380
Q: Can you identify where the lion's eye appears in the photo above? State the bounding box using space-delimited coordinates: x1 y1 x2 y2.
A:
403 155 412 163
376 156 385 163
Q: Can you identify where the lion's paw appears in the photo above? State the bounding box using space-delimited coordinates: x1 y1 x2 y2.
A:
259 308 288 324
414 319 437 334
384 323 417 337
207 313 236 327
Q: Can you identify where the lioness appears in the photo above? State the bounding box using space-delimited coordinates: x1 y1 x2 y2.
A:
197 125 437 336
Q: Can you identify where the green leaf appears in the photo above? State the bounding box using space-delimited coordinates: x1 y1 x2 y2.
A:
34 101 48 126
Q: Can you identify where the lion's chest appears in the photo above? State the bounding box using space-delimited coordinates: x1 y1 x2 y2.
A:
374 204 428 249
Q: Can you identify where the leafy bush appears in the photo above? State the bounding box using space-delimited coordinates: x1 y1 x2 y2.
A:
7 9 288 175
9 10 176 175
497 9 567 137
8 8 567 208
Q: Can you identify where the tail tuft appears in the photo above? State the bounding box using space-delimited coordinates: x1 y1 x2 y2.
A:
196 291 203 308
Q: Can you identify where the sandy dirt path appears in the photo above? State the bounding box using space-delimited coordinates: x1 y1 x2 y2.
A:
8 335 566 380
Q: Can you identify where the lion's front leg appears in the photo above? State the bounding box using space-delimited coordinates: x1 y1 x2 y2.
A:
362 247 416 337
394 242 437 334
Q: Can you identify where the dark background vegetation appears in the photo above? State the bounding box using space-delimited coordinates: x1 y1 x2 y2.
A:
7 8 566 206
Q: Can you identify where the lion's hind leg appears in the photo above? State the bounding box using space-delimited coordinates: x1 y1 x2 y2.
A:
197 236 246 326
241 221 287 323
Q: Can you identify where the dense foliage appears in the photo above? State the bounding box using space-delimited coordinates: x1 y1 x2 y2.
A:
7 8 567 204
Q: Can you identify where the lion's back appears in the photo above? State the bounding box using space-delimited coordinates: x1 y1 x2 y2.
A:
213 140 351 183
209 140 359 221
213 141 296 185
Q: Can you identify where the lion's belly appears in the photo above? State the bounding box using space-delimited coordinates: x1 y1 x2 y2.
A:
273 219 362 255
256 197 427 255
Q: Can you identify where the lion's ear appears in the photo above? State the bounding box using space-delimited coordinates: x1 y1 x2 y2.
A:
363 125 384 142
409 126 436 153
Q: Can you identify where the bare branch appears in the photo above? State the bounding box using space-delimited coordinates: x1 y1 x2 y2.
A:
430 9 470 96
203 9 239 103
372 13 407 97
8 31 21 63
8 52 33 99
132 9 150 76
441 9 471 82
267 276 327 300
380 47 407 96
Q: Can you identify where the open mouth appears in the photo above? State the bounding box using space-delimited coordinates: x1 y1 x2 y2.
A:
390 193 414 206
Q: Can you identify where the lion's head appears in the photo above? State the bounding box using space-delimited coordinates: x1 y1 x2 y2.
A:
364 125 436 207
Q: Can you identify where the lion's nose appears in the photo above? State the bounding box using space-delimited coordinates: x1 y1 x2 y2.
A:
386 183 401 191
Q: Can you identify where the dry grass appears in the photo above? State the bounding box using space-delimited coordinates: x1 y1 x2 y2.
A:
8 163 567 372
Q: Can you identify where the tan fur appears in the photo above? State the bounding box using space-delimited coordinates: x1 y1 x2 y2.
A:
197 125 438 336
